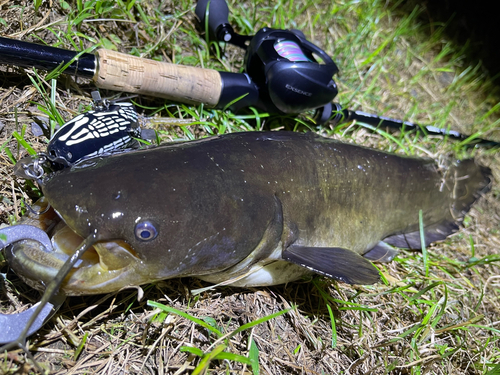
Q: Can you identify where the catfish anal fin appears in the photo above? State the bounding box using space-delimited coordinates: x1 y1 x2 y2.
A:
363 242 399 262
283 245 380 285
384 221 459 250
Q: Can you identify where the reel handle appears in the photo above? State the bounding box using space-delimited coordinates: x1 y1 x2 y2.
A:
195 0 233 42
298 36 336 66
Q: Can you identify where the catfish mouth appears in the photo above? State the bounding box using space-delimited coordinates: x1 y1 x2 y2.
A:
6 197 150 296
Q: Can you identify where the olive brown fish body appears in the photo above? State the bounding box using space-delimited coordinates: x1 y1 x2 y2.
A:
5 132 490 294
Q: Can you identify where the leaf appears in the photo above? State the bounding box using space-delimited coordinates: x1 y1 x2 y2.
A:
485 363 500 375
248 338 260 375
147 301 223 337
227 308 291 340
180 346 204 357
191 344 226 375
12 131 37 156
100 37 117 51
73 332 88 361
326 304 337 348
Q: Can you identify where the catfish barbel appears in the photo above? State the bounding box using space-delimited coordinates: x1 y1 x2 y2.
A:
3 131 491 296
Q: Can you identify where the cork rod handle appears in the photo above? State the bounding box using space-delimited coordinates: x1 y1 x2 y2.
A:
94 49 222 106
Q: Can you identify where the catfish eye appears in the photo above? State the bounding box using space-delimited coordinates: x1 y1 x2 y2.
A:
135 220 158 241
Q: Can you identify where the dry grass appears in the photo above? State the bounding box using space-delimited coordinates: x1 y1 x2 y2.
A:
1 0 500 374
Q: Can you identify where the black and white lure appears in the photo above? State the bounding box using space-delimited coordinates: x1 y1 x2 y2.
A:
14 94 149 183
46 99 141 168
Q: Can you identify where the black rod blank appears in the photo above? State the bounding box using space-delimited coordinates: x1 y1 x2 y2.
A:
329 103 500 149
0 37 96 78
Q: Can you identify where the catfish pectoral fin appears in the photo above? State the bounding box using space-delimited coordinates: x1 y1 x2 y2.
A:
282 245 380 285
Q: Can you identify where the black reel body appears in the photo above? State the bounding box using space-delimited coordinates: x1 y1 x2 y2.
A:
244 28 339 114
195 0 339 116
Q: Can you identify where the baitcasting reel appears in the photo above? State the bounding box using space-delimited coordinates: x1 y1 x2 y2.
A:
195 0 339 117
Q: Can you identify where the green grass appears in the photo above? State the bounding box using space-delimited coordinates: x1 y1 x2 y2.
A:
148 301 289 374
1 0 500 374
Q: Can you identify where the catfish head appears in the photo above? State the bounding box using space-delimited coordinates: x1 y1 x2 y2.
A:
6 139 279 295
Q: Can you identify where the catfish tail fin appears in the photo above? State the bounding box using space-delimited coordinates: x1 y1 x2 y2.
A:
448 159 491 219
382 159 491 250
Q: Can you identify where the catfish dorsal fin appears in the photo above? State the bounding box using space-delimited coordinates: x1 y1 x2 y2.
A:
283 245 380 285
